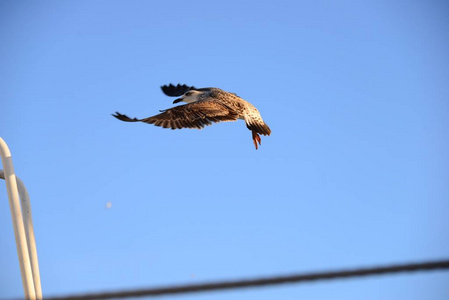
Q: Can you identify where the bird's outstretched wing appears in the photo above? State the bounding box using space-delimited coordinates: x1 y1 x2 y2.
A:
161 84 196 97
112 100 239 130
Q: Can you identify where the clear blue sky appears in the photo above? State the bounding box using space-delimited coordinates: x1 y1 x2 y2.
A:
1 1 448 299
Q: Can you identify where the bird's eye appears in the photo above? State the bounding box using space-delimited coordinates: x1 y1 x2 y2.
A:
185 92 191 96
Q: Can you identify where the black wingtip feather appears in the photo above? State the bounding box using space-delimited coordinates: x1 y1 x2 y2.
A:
161 84 196 97
112 112 140 122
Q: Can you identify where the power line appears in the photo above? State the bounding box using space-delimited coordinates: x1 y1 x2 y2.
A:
44 259 449 300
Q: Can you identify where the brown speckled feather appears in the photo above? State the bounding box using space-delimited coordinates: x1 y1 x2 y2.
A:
114 100 239 130
113 84 271 149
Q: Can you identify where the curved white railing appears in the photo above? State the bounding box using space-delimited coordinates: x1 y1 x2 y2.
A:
1 137 42 299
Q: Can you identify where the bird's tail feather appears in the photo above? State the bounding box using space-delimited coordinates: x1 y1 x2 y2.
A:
246 121 271 136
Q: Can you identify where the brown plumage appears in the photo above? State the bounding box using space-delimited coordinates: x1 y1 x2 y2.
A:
113 84 271 149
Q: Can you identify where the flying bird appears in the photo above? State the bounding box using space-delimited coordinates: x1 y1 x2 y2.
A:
113 84 271 149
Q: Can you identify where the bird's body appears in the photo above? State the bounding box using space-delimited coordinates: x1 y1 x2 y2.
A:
113 84 271 149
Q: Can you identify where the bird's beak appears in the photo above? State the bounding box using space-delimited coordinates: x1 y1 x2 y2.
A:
173 97 183 104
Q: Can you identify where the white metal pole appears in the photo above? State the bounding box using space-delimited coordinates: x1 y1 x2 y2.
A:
0 172 42 299
0 170 43 299
0 138 36 300
16 175 43 300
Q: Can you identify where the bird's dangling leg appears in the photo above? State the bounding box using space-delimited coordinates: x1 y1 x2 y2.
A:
252 131 262 150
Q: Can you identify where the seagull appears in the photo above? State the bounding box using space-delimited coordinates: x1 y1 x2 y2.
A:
112 84 271 149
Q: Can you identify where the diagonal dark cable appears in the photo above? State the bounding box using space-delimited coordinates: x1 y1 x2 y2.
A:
45 260 449 300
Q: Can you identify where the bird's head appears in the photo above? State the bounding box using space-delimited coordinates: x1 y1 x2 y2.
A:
173 89 208 104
